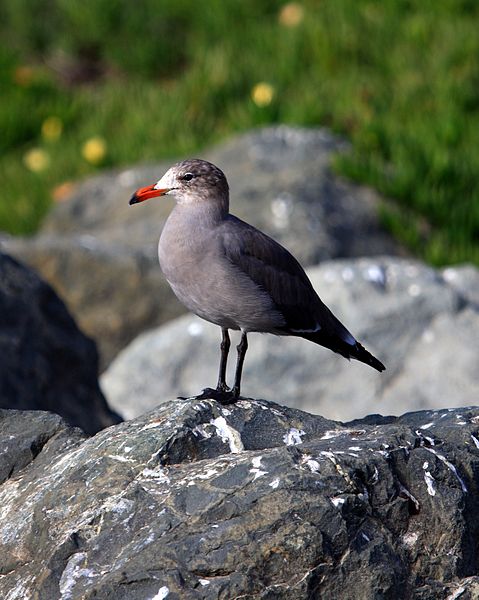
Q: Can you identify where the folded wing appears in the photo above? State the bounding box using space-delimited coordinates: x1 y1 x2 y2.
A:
220 216 385 372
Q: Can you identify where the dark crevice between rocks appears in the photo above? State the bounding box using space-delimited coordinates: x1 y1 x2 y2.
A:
386 446 421 517
413 431 440 450
6 464 15 481
191 567 235 578
29 432 55 462
397 482 421 515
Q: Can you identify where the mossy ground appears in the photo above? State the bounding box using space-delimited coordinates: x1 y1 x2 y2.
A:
1 0 478 265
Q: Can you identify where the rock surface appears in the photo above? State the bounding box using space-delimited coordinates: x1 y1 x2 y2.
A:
0 251 121 434
1 398 479 599
102 257 479 423
1 127 404 368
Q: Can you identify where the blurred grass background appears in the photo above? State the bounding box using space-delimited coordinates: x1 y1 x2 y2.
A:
1 0 478 265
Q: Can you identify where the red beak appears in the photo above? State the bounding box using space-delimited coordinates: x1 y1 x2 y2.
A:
129 184 169 205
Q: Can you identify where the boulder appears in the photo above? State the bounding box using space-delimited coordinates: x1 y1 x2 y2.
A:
1 398 479 599
0 251 121 434
1 127 405 368
1 235 179 370
101 257 479 422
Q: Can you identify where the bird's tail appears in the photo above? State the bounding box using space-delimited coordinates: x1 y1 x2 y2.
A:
301 331 385 372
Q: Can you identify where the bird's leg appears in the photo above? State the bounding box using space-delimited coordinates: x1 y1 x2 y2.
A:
190 328 235 404
216 328 230 392
190 329 245 405
232 331 248 398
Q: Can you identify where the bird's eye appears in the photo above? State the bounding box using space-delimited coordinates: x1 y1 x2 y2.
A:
180 172 194 181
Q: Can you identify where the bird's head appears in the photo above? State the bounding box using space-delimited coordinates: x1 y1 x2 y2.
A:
129 159 229 211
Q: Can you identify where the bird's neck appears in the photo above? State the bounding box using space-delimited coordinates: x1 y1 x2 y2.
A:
159 200 227 277
171 198 228 228
159 201 226 259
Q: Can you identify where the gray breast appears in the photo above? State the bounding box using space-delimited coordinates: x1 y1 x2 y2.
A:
158 215 284 332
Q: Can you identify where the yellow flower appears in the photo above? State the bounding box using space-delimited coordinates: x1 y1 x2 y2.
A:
41 116 63 142
251 82 275 107
82 137 107 164
23 148 50 172
278 3 304 27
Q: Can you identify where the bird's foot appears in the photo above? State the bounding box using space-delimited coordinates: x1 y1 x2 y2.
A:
182 387 240 405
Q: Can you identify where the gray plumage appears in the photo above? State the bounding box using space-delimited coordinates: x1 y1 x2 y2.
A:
130 159 385 403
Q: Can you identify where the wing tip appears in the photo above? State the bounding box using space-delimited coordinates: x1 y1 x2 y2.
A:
293 330 386 372
353 341 386 372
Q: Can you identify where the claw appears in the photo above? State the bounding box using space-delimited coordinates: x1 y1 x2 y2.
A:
182 387 241 405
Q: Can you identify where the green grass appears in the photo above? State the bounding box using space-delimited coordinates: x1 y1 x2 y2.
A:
1 0 479 266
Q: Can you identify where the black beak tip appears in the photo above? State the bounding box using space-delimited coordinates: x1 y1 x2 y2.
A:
129 194 138 206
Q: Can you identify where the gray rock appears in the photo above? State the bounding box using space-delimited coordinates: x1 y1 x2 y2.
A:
0 409 84 484
1 398 479 599
0 252 121 434
101 257 478 422
1 127 405 368
1 235 179 370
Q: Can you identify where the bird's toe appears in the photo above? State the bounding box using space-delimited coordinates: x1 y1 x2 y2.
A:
187 387 240 405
